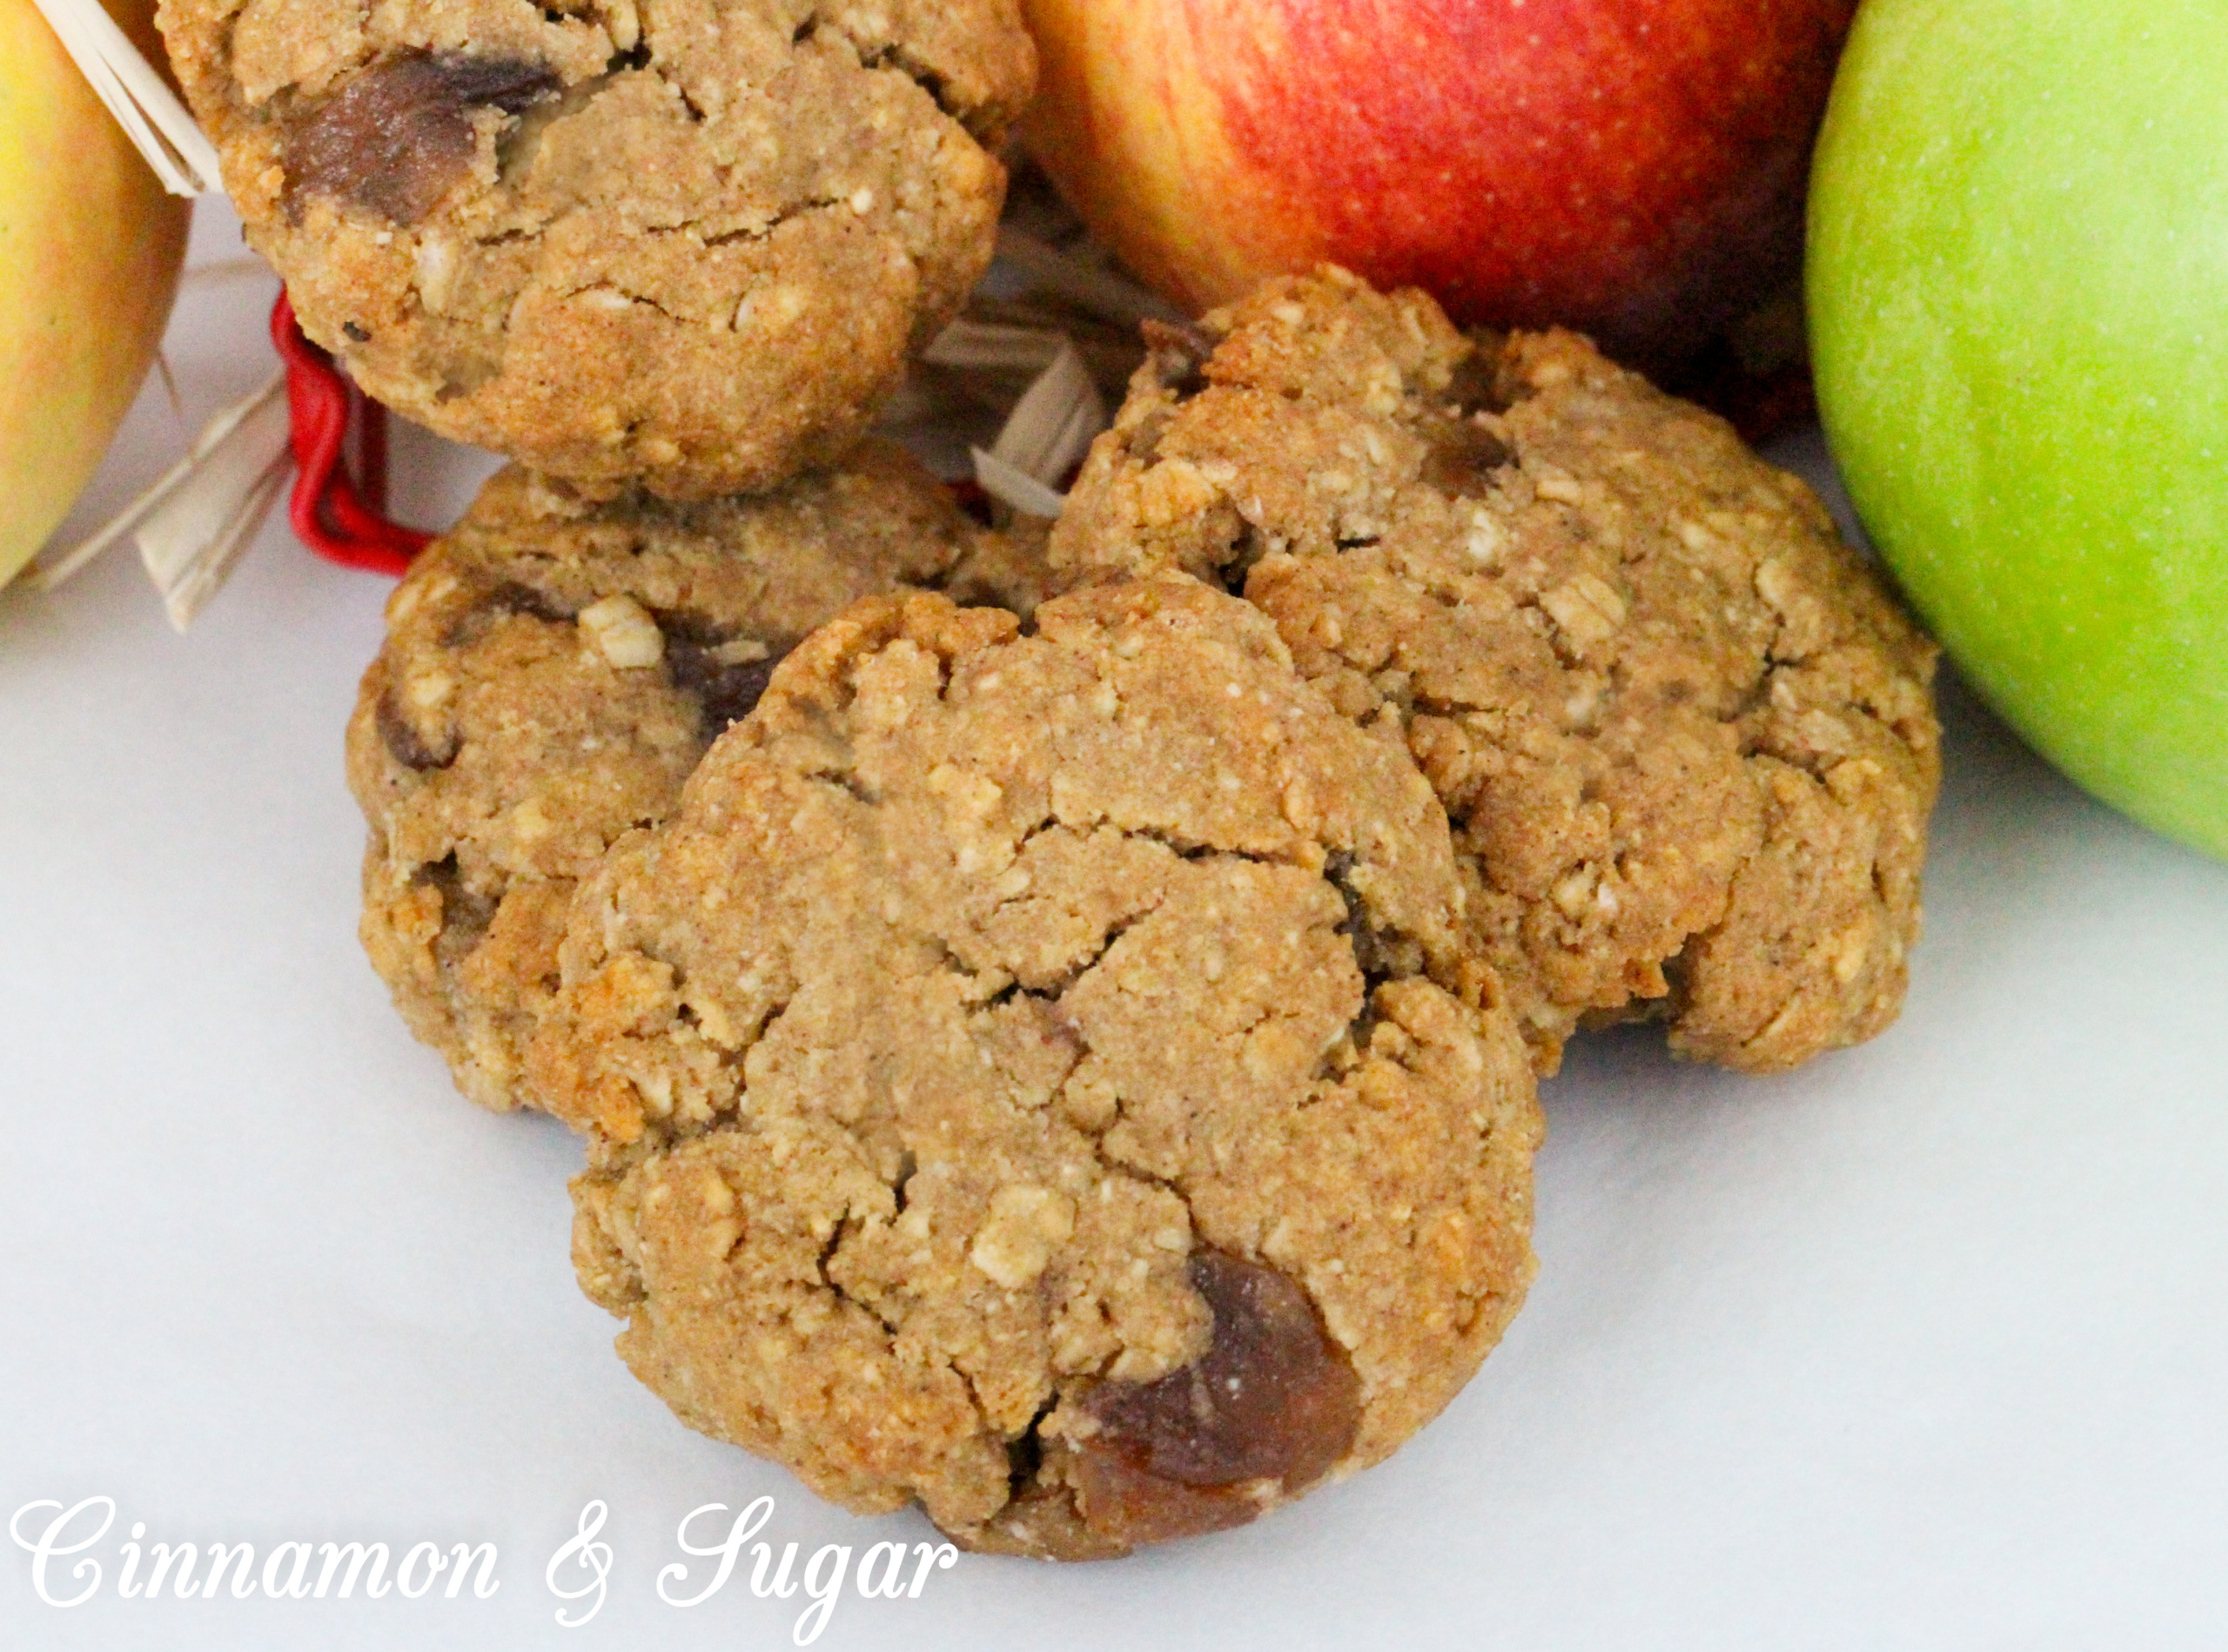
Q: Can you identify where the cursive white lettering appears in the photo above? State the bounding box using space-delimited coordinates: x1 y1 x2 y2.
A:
446 1542 500 1600
7 1500 502 1610
115 1524 144 1599
856 1541 908 1600
394 1541 446 1600
657 1498 774 1608
314 1541 390 1600
795 1543 850 1645
143 1541 198 1599
907 1541 957 1597
546 1501 611 1628
263 1541 316 1600
7 1491 957 1623
198 1541 257 1600
753 1540 802 1600
9 1497 114 1608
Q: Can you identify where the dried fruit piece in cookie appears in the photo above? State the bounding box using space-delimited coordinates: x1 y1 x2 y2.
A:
546 581 1540 1557
1052 267 1942 1074
348 441 1041 1112
1066 1251 1362 1550
158 1 1036 497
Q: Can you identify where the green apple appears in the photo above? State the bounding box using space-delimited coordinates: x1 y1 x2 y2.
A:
1809 0 2228 861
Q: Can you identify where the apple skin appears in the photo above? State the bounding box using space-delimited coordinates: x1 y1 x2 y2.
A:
0 0 191 588
1019 0 1854 369
1809 0 2228 862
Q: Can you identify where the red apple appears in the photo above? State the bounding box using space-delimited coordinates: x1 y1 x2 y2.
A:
1020 0 1853 371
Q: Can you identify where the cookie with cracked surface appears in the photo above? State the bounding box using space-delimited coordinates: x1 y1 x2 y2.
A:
349 440 1038 1112
158 0 1035 497
542 580 1540 1557
1051 267 1942 1074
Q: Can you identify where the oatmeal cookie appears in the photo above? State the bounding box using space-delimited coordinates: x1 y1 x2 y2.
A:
349 442 1037 1111
1052 267 1941 1073
539 581 1540 1557
159 0 1035 497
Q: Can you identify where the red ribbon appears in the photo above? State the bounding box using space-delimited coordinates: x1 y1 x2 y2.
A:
272 294 429 577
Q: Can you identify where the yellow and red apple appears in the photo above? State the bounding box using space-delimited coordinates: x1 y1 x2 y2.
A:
1021 0 1853 372
0 0 190 588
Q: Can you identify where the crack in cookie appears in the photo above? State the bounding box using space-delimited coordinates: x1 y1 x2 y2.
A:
160 0 1037 496
348 442 1044 1113
1052 266 1942 1074
537 581 1542 1557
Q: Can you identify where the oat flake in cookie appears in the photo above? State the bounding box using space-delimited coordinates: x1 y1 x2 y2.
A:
159 0 1036 497
1052 267 1943 1075
348 442 1037 1113
540 581 1540 1558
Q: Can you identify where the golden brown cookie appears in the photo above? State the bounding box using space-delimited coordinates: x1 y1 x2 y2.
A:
159 0 1035 497
537 581 1540 1557
1051 267 1942 1074
348 443 1037 1111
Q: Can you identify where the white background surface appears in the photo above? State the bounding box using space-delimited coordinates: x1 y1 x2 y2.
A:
3 202 2225 1651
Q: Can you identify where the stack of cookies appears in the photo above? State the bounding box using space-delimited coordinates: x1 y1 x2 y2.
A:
162 3 1940 1562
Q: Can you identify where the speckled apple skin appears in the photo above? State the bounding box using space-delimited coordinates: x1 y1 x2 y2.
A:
1810 0 2228 862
